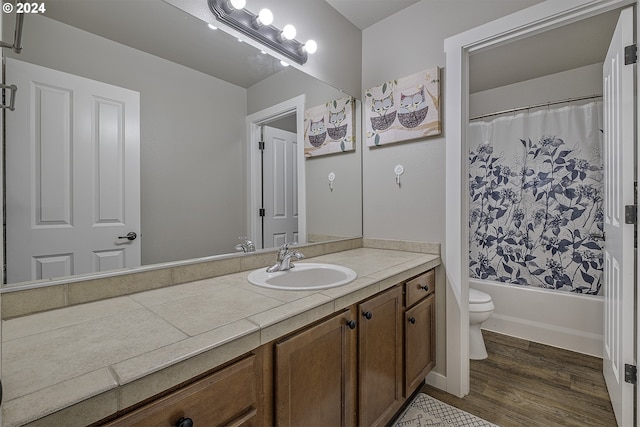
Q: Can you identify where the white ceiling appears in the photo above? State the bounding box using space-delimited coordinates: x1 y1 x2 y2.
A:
469 9 620 93
324 0 421 30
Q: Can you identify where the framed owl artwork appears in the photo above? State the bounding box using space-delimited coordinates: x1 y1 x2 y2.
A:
365 67 441 147
304 96 356 157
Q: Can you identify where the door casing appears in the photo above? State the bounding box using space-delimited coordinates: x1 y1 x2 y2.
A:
443 0 638 401
246 95 306 250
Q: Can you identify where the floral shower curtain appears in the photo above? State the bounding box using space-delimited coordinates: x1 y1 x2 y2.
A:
468 102 603 295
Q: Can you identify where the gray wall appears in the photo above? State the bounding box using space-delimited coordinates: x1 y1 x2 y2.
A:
247 68 363 240
6 15 247 266
470 63 603 117
361 0 544 377
253 0 362 97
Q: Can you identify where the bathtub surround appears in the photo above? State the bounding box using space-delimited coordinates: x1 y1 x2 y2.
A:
469 102 604 294
472 279 603 357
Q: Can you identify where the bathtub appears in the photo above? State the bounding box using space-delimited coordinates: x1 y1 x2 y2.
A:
470 279 603 357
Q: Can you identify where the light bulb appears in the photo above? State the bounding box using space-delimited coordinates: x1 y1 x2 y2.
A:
304 40 317 54
207 23 218 30
229 0 246 9
280 60 290 67
281 24 296 40
258 8 273 26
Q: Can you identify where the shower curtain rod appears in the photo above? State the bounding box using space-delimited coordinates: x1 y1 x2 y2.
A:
469 94 602 121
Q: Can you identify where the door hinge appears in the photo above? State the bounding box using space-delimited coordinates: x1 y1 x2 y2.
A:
625 364 637 384
258 141 265 150
625 44 637 65
259 208 265 217
624 205 637 224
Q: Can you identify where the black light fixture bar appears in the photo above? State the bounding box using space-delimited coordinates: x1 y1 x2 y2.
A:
208 0 308 65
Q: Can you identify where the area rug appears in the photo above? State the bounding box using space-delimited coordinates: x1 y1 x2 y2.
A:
392 393 499 427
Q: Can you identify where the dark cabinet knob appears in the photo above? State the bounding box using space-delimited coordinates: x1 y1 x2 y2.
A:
408 317 416 324
347 320 357 329
420 285 429 292
362 311 373 320
176 417 193 427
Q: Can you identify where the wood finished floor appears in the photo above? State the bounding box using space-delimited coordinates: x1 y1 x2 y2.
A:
419 331 618 427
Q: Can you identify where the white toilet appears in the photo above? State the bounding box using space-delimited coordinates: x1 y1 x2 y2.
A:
469 288 494 360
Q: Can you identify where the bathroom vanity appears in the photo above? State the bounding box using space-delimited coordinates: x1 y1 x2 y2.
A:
1 243 440 426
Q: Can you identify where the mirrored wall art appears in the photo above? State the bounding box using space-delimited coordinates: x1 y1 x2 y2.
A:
365 67 441 147
304 95 356 157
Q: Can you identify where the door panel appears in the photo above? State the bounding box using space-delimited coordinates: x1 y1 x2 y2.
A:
5 58 140 284
602 7 634 426
262 126 298 249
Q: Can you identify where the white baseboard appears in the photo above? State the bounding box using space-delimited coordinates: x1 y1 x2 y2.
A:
425 371 447 391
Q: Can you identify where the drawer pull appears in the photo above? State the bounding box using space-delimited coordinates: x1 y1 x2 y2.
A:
408 317 416 324
362 311 373 320
347 320 357 329
176 417 194 427
420 285 429 292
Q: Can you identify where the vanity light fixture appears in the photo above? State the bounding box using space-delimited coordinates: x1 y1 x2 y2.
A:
207 23 218 30
208 0 315 65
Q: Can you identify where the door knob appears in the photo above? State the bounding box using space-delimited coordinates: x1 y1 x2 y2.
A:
118 231 137 241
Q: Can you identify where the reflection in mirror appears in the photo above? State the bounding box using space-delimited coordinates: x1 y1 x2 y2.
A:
2 1 362 287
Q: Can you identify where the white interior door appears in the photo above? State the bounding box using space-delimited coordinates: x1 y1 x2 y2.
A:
602 7 635 426
262 125 298 249
5 58 140 284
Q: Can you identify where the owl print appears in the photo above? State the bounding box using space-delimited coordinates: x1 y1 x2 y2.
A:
369 93 397 131
308 117 327 147
327 106 348 140
397 85 429 128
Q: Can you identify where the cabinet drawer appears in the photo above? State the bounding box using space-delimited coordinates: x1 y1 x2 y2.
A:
405 269 435 307
104 355 258 427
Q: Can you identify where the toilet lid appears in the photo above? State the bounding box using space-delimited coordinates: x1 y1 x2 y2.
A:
469 288 492 303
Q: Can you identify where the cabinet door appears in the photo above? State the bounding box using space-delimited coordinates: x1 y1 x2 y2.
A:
103 354 259 427
405 293 436 395
275 309 356 427
358 286 403 427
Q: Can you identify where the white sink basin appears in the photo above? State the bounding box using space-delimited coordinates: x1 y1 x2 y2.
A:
247 263 357 291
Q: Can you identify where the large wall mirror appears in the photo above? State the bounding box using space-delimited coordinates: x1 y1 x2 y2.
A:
2 0 363 288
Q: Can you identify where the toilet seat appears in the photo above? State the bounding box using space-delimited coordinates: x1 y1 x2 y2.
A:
469 288 491 304
469 289 494 312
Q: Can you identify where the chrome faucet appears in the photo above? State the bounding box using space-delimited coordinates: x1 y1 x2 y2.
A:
266 242 304 272
235 236 256 253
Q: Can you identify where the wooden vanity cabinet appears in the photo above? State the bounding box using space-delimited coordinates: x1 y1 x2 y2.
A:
357 286 403 427
403 270 436 396
102 353 261 427
274 308 357 427
99 268 436 427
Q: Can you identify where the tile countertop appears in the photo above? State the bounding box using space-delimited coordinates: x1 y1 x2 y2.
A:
1 248 440 427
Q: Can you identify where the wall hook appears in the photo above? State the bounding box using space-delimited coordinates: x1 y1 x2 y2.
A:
328 172 336 191
394 164 404 186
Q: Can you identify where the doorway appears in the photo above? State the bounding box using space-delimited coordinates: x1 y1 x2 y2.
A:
246 95 306 250
443 2 638 421
261 120 299 249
